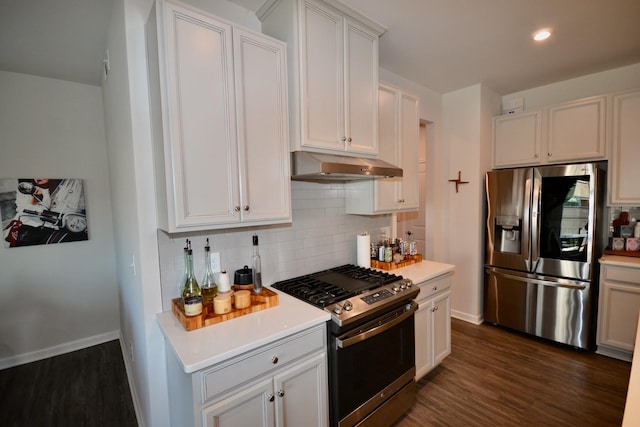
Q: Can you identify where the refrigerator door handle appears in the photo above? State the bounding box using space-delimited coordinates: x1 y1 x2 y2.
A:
530 169 542 271
523 169 532 271
489 268 588 290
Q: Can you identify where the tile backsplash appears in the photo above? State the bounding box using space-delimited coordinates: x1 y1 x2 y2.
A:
158 180 391 311
608 206 640 235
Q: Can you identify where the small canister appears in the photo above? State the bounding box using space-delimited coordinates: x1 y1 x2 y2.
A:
234 290 251 309
213 293 232 314
234 265 253 290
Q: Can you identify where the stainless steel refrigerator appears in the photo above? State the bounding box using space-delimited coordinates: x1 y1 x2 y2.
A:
484 162 607 349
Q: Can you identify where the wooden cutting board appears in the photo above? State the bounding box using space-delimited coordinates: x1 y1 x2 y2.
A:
172 287 279 331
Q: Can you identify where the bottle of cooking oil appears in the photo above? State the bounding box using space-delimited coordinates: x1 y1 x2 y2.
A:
200 238 218 309
181 240 202 316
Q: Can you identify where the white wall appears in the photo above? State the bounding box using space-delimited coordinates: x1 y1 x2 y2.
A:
502 62 640 111
0 70 119 368
441 84 500 324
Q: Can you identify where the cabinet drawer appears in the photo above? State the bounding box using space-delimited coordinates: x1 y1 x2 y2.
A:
200 325 325 402
416 275 451 302
603 266 640 285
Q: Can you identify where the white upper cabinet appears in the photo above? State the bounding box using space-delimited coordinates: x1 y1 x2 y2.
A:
493 110 543 168
547 96 607 163
609 89 640 205
259 0 385 156
492 95 607 169
147 0 291 232
346 83 419 214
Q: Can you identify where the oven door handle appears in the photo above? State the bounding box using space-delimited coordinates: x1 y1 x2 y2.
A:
336 302 417 349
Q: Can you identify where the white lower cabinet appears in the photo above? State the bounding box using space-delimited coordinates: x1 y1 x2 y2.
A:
203 353 326 427
167 324 328 427
597 259 640 362
415 274 452 380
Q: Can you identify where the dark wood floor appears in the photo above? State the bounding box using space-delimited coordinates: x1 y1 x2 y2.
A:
0 321 631 427
0 340 137 427
394 319 632 427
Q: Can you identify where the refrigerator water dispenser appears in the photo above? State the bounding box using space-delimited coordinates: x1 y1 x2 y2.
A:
495 216 521 254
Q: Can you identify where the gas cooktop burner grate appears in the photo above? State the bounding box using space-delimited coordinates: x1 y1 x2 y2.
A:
272 264 403 308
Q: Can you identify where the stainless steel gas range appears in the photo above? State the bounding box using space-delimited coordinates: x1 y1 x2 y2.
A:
272 264 419 427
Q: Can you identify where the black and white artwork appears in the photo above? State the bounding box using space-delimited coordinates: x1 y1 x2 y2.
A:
0 178 88 248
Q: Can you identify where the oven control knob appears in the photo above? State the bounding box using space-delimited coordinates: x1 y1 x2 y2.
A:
333 305 343 315
392 284 400 292
400 282 407 290
405 280 413 288
343 301 353 311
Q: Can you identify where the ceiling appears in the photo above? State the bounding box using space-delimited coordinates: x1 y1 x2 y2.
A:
1 0 639 94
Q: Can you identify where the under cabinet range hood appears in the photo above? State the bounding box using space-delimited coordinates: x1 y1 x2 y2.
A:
290 151 403 182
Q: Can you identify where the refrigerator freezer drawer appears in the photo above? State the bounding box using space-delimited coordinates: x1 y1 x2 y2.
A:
484 268 593 349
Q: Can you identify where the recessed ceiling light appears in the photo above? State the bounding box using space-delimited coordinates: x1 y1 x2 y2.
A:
533 29 552 41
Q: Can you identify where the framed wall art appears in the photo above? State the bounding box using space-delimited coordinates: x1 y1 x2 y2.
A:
0 178 88 248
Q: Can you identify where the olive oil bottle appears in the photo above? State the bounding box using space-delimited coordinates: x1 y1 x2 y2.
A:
182 240 203 316
200 238 218 309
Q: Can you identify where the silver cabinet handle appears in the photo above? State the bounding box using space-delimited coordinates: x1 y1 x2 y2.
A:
277 390 285 397
272 356 278 364
432 286 438 291
341 136 347 142
268 394 274 402
347 137 352 142
243 205 249 211
234 206 240 212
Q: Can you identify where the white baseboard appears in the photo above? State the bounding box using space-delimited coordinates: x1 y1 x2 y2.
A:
119 332 145 427
0 329 120 370
451 310 484 325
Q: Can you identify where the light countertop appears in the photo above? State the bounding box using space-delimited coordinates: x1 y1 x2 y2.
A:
600 254 640 268
157 260 454 374
623 313 640 426
382 259 455 284
156 290 330 373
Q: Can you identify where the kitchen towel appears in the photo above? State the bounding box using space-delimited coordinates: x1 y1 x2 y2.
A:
357 233 371 268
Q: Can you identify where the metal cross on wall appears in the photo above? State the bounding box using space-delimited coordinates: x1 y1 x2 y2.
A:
448 170 469 193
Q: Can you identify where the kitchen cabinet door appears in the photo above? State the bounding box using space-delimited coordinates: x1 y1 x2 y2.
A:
414 299 432 380
547 96 606 164
148 0 291 232
150 1 239 229
609 89 640 205
345 83 419 214
342 16 379 155
260 0 384 156
273 353 328 427
597 261 640 361
300 0 344 152
203 378 275 427
233 28 292 225
492 110 543 168
431 290 452 366
414 274 451 380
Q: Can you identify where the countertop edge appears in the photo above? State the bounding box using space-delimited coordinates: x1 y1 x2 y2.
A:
600 255 640 268
156 290 330 374
381 260 455 284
